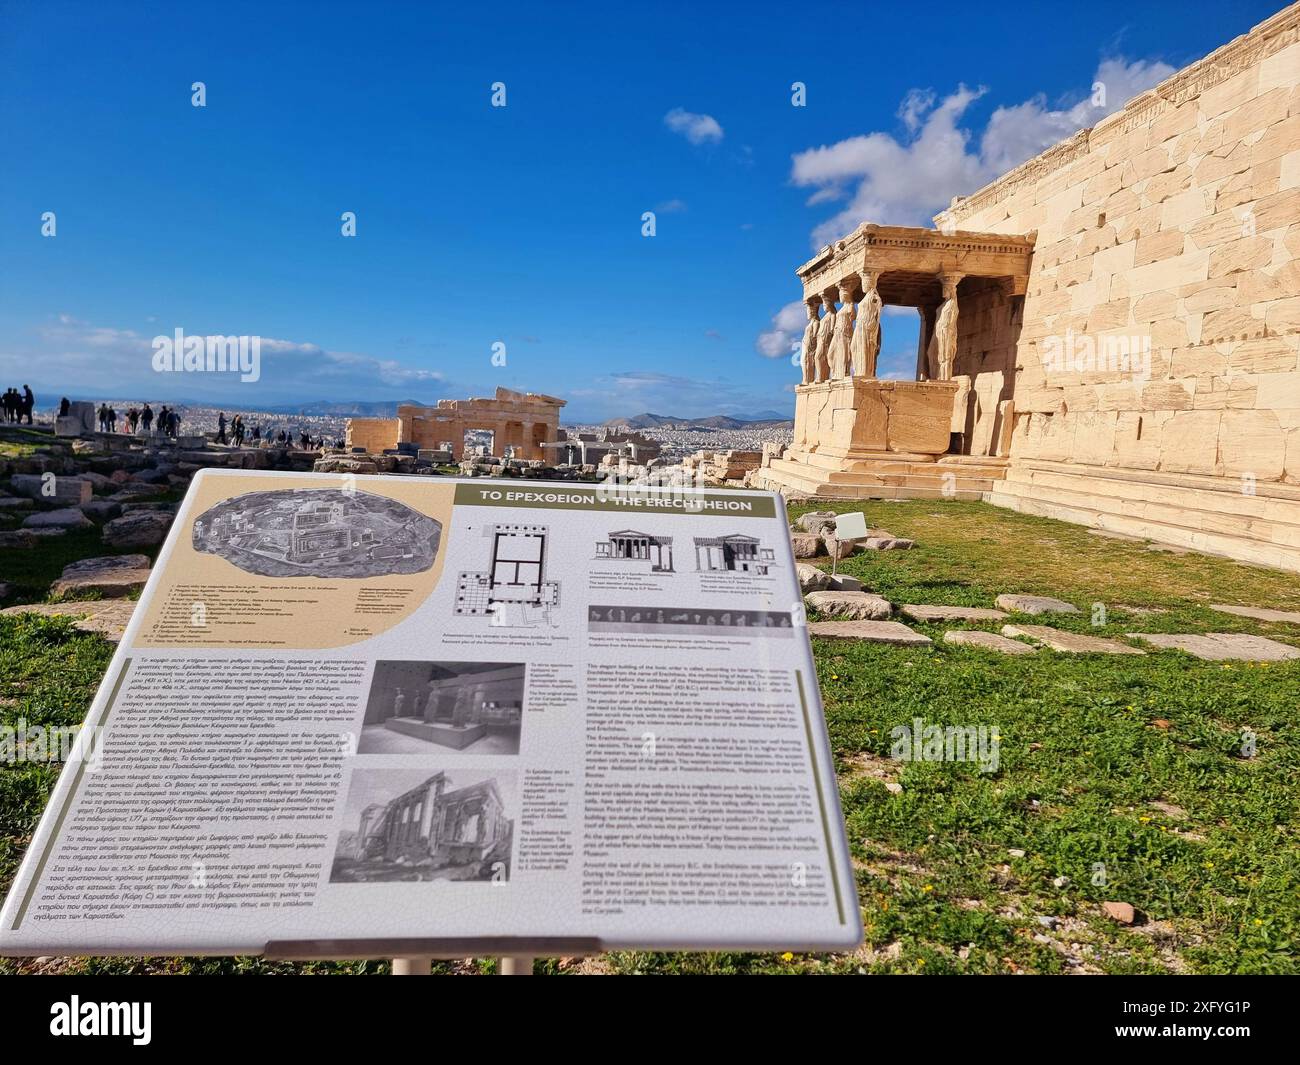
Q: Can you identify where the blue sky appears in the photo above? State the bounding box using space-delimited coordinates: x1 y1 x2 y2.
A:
0 0 1283 421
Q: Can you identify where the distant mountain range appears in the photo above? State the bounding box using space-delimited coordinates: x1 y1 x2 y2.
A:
602 411 792 430
291 399 417 417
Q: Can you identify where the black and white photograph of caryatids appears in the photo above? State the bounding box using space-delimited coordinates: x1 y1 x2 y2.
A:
330 768 515 884
357 660 524 755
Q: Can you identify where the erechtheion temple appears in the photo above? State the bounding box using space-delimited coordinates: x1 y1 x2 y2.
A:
346 387 565 461
755 3 1300 571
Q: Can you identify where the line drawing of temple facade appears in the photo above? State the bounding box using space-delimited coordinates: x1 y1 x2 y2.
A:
693 533 776 574
594 529 675 572
455 523 560 627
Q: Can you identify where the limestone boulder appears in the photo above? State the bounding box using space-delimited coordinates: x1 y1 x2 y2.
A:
103 509 173 548
22 507 93 530
51 554 152 598
1127 632 1300 662
790 533 825 559
796 510 838 534
943 630 1036 655
822 535 856 560
903 604 1008 623
79 500 123 523
795 563 831 593
805 590 893 621
1002 624 1145 654
0 530 37 549
808 620 932 646
9 474 92 505
995 594 1079 615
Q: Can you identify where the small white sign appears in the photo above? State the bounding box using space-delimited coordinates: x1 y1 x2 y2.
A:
833 511 869 540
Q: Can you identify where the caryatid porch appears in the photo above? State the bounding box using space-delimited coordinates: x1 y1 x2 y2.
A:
755 223 1035 500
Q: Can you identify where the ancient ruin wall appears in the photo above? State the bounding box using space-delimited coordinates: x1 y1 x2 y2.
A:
945 3 1300 565
345 417 400 453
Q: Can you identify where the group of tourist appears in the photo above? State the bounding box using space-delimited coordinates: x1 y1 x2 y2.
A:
2 385 35 424
213 414 338 451
87 401 180 437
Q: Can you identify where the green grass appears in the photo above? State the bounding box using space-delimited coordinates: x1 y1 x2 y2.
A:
2 500 1300 973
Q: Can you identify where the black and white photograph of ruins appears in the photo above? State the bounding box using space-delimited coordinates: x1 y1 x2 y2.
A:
331 768 515 884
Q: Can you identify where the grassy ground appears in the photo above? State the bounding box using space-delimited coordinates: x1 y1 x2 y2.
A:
2 500 1299 974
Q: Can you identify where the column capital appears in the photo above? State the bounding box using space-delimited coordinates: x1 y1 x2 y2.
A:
938 272 964 299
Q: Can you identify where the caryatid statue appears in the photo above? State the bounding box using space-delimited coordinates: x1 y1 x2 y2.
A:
799 298 820 384
851 270 883 378
828 283 855 379
930 273 962 381
814 289 837 382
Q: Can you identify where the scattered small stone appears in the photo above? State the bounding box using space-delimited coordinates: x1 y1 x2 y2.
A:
884 782 903 795
1002 624 1145 655
1152 718 1172 729
1149 801 1187 820
942 629 1036 655
805 590 893 621
903 604 1008 623
1052 876 1070 889
795 563 831 593
995 594 1079 615
862 536 915 550
1008 848 1026 858
1036 916 1059 929
1102 901 1136 925
807 620 932 646
1208 603 1300 626
828 574 864 592
1127 632 1300 662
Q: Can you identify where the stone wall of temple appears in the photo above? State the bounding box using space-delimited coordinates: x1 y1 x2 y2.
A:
345 417 400 453
944 3 1300 568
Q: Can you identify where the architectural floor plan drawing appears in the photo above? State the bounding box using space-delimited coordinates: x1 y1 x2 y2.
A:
454 522 560 627
191 488 441 578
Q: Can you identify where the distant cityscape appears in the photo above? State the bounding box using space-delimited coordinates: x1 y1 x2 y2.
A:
31 400 793 459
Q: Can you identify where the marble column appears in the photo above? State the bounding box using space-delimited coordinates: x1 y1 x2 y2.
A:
852 270 883 378
828 282 855 379
930 273 963 381
814 289 837 382
799 297 820 385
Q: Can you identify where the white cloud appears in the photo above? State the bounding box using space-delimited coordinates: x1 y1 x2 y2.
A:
656 198 688 213
790 56 1173 247
664 107 724 145
5 315 444 404
755 300 806 359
